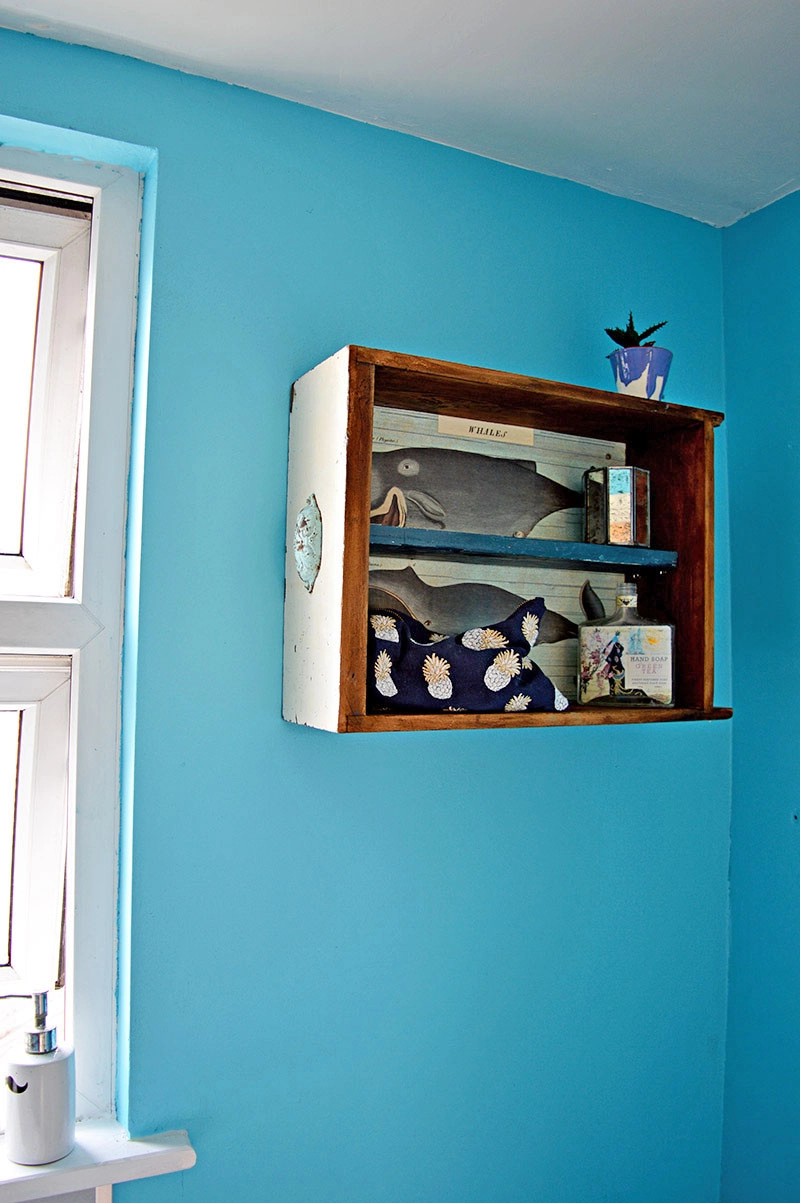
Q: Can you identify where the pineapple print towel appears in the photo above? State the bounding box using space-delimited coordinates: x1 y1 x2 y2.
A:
367 598 569 713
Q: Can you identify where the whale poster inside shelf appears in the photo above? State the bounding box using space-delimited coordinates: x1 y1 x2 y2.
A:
369 406 627 702
370 405 623 542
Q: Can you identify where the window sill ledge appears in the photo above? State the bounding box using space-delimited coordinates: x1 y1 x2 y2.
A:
0 1119 195 1202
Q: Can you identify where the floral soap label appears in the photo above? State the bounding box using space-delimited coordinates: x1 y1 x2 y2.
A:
579 622 674 706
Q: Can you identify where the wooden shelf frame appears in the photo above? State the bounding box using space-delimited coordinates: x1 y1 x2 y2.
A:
345 706 733 733
283 346 731 732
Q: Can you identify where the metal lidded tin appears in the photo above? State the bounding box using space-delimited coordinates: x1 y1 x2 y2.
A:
584 466 650 547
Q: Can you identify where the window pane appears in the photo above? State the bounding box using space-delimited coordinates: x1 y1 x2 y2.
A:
0 255 41 555
0 994 31 1065
0 709 20 966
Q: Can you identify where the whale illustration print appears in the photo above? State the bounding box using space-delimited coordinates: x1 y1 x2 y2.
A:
368 566 578 642
370 446 582 537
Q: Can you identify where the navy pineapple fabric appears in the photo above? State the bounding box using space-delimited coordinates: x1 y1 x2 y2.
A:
367 598 569 713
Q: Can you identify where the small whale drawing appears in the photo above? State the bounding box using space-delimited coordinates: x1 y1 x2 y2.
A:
6 1075 28 1094
368 566 577 642
370 446 582 537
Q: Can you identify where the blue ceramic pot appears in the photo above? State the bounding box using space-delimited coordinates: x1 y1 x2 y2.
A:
608 346 673 400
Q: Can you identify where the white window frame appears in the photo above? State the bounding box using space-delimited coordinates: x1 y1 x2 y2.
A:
0 147 143 1121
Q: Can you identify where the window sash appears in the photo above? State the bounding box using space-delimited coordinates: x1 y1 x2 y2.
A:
0 252 40 556
0 710 20 963
0 206 92 598
0 658 71 993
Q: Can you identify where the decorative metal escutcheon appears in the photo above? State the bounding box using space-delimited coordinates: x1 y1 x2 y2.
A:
294 493 323 593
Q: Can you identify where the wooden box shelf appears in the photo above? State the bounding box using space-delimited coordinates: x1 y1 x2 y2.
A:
283 346 731 732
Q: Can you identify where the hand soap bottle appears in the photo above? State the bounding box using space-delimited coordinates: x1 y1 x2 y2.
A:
3 991 75 1164
578 580 674 707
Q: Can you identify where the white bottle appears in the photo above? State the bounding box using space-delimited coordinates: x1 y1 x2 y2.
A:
3 991 75 1165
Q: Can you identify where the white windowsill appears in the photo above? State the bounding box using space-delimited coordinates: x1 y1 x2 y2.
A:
0 1119 195 1202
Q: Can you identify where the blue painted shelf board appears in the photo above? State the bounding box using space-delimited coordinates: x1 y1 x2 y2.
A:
370 525 678 571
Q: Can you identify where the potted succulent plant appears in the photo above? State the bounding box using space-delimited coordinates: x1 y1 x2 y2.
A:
605 312 672 400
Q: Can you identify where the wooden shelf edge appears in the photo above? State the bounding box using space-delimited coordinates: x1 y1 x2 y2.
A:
352 345 725 428
370 526 678 571
345 706 733 732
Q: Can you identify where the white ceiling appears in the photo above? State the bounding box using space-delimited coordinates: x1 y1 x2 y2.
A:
1 0 799 226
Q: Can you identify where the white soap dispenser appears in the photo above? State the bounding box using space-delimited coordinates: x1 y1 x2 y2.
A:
3 991 75 1164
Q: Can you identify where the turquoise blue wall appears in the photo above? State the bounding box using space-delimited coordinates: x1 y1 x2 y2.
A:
721 192 800 1202
0 29 733 1203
